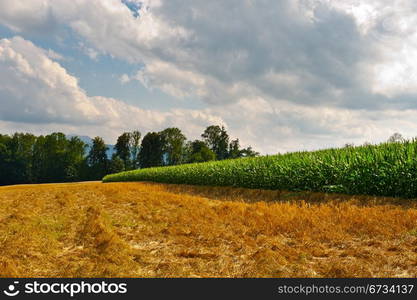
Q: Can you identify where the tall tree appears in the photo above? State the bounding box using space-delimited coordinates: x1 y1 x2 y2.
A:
32 135 46 182
160 127 186 165
115 132 132 169
87 136 109 179
0 127 258 185
9 133 36 183
186 140 216 163
64 137 87 181
201 125 229 160
130 130 141 169
37 133 69 183
138 132 164 168
0 134 13 185
228 138 241 159
108 154 125 174
387 132 404 143
240 146 259 157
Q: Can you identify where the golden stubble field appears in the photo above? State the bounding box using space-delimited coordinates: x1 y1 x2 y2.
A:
0 181 416 278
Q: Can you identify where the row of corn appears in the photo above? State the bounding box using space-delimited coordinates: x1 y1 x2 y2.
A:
103 140 417 198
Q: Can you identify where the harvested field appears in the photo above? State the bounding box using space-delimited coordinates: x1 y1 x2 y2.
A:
0 181 416 277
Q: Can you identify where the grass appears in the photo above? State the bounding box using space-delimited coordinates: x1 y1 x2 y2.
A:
103 140 417 199
0 181 416 277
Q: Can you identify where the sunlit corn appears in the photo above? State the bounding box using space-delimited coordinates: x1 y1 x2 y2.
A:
104 140 417 198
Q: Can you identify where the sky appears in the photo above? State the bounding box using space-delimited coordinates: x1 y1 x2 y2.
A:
0 0 417 154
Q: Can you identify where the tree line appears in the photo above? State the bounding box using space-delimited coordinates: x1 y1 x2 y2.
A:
0 125 258 185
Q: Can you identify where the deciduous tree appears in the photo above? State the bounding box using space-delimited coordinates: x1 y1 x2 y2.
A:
115 132 132 169
160 127 186 165
130 130 141 168
87 136 109 179
138 132 164 168
202 125 229 160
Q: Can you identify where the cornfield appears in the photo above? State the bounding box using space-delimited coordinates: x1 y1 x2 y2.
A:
103 140 417 198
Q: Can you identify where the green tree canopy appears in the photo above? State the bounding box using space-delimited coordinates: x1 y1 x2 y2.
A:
0 126 258 185
138 132 164 168
228 138 241 159
64 136 87 181
109 154 125 174
130 130 141 169
240 146 259 157
115 132 132 169
160 127 186 166
201 125 229 160
87 136 108 179
187 140 216 163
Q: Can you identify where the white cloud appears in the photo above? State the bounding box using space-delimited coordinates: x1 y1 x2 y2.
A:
0 36 224 143
206 98 417 153
0 36 101 124
45 48 64 61
1 1 417 153
77 42 99 60
328 0 417 98
4 0 414 109
119 74 131 84
133 61 207 99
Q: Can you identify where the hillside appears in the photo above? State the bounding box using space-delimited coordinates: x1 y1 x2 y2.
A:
0 182 416 277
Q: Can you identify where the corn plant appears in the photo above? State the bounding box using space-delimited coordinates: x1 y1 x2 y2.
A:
103 140 417 198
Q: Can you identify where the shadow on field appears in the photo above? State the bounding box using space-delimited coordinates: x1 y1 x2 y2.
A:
134 182 417 208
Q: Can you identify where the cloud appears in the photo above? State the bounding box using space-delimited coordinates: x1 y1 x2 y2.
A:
0 36 224 143
206 98 417 153
3 0 417 109
119 74 131 84
0 36 100 124
1 1 417 153
45 48 64 61
133 61 207 99
0 0 58 34
77 42 99 61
